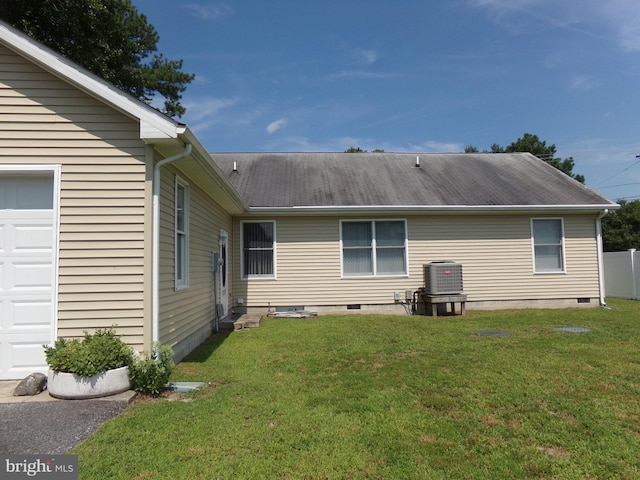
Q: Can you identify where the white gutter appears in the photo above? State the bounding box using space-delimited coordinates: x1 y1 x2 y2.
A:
245 204 619 216
152 142 192 343
595 210 608 306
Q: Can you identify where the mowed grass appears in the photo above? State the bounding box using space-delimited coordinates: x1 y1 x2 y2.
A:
74 299 640 479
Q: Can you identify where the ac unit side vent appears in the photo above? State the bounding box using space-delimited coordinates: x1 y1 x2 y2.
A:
424 262 463 295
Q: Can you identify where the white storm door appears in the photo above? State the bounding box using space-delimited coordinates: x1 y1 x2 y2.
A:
219 230 229 317
0 173 57 380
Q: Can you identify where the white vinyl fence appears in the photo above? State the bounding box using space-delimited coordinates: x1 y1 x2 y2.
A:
603 249 640 300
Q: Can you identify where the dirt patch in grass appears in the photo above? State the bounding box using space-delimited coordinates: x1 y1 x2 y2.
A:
129 390 187 405
129 383 219 406
479 415 521 429
536 445 569 458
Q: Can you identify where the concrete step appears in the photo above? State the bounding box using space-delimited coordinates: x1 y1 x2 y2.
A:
232 313 262 331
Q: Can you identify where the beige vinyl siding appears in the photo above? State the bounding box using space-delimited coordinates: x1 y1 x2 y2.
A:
232 214 600 308
158 165 232 356
409 215 599 301
0 45 148 346
233 216 403 307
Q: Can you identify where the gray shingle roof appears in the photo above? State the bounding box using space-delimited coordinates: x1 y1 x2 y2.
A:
212 152 615 210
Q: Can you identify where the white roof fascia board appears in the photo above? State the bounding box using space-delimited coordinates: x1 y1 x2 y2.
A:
244 204 619 216
0 21 180 140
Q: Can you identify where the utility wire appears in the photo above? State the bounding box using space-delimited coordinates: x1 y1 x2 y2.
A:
594 182 640 190
593 156 640 188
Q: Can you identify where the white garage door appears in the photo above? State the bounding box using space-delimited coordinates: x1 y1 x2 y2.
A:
0 173 57 380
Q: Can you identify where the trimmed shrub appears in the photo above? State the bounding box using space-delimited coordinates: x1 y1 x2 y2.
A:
44 328 133 377
129 342 174 395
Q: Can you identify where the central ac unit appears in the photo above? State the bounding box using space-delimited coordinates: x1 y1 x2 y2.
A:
424 261 463 295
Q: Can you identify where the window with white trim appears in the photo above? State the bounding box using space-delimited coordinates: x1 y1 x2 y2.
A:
531 218 565 273
242 221 275 278
341 220 407 276
175 177 189 288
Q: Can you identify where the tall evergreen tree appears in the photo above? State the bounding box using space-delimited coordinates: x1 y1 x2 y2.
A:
0 0 194 117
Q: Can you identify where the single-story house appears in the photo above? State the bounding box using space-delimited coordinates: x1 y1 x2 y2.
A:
214 152 618 315
0 21 618 380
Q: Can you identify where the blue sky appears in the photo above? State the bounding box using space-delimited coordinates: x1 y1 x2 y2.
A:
133 0 640 202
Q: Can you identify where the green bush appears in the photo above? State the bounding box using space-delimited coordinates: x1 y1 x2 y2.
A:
44 328 134 377
128 342 174 395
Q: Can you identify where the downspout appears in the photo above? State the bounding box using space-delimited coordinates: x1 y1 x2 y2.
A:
152 143 192 343
595 210 608 307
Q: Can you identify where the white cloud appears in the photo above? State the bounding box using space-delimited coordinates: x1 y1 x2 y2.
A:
569 75 598 93
468 0 534 14
265 135 376 152
266 118 288 134
322 138 463 154
261 135 466 154
408 141 464 153
263 135 337 152
181 4 233 21
618 22 640 52
470 0 640 52
594 0 640 52
356 49 378 65
469 0 587 35
467 0 549 22
323 71 399 81
181 96 247 135
183 97 238 123
275 136 313 150
191 75 211 85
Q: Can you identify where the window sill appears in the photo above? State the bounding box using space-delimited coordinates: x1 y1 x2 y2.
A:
341 274 409 279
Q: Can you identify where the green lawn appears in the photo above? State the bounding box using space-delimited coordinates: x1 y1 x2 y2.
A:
74 299 640 479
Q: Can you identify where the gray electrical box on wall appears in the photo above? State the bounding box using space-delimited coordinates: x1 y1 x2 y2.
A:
424 261 463 294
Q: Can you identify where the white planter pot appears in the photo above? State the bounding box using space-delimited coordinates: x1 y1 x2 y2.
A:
47 366 131 400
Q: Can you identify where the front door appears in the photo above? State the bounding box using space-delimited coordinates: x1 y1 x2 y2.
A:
0 171 58 380
219 230 229 317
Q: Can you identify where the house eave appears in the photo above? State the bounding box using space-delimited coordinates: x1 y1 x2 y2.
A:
243 204 619 216
179 129 248 214
0 21 181 141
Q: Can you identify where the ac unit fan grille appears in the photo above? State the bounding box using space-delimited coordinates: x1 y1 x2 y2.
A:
424 262 463 294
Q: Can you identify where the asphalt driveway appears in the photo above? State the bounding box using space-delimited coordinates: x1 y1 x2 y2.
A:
0 400 129 454
0 381 135 455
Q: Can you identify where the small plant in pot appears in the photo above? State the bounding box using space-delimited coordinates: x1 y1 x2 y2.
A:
44 327 134 399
